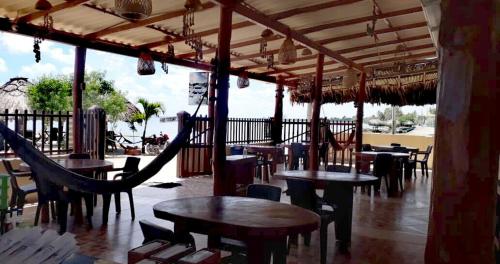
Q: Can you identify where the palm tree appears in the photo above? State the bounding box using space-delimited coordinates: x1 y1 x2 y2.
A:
135 98 164 153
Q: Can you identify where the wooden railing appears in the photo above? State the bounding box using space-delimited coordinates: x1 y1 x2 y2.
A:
226 117 272 144
0 109 72 157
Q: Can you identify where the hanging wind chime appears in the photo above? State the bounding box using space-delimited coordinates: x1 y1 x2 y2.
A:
267 54 275 69
393 44 408 73
366 4 379 40
183 0 203 61
33 15 53 63
137 52 155 75
259 29 273 58
161 41 175 75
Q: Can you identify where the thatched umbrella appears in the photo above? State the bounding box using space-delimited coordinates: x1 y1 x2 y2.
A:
121 100 141 123
0 77 32 112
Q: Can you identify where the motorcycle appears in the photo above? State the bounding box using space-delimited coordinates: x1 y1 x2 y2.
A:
143 133 170 155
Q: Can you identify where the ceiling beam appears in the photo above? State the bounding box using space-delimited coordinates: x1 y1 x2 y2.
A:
155 0 363 49
84 2 216 39
288 51 437 79
178 21 428 60
18 0 89 23
261 43 434 74
209 0 364 71
231 34 430 64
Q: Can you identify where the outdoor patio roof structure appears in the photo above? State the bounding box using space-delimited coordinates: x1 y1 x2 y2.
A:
0 1 497 264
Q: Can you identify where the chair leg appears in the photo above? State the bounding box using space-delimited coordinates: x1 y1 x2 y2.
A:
102 193 111 225
127 190 135 220
420 162 425 177
320 222 328 264
302 232 311 246
83 194 93 227
56 201 68 235
425 163 429 177
34 203 43 226
50 201 57 220
16 194 26 216
114 192 121 214
383 175 390 193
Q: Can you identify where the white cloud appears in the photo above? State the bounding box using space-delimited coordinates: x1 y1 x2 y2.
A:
0 57 7 72
19 62 57 79
0 32 33 54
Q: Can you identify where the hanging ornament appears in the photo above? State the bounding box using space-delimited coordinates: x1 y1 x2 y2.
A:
115 0 152 20
278 35 297 65
393 44 408 73
267 54 274 69
342 68 358 89
161 61 168 75
137 52 155 75
237 71 250 89
35 0 52 11
301 48 312 56
167 43 175 58
259 29 273 58
33 38 41 63
184 0 203 11
32 15 53 63
366 4 379 41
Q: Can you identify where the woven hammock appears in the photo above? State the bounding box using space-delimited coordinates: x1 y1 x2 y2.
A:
325 128 355 151
0 93 206 195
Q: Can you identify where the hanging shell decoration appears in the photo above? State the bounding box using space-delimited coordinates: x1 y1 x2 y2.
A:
137 52 155 75
115 0 152 20
259 29 273 58
267 54 275 69
342 68 358 89
237 71 250 89
278 36 297 65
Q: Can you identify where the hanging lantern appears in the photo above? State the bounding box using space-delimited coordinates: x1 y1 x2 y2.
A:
342 68 358 89
137 52 155 75
278 36 297 65
259 29 273 58
301 48 312 56
35 0 52 11
115 0 152 20
184 0 203 11
237 71 250 89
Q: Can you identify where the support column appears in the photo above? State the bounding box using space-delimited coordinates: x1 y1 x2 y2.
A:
207 59 217 161
212 5 233 196
309 54 324 171
355 72 366 153
272 76 284 145
72 46 86 153
425 0 499 263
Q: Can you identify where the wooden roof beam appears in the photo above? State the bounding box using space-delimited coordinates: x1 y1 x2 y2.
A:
84 2 216 39
287 51 437 79
209 0 364 72
262 43 434 74
154 0 363 49
18 0 89 23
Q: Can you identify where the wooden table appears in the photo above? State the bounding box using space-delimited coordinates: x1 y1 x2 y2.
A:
153 196 319 264
372 145 419 152
273 170 377 251
20 159 114 224
226 155 257 195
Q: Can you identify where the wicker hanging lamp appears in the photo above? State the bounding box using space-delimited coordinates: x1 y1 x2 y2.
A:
115 0 152 20
137 52 155 75
278 36 297 65
342 68 358 89
35 0 52 11
237 71 250 89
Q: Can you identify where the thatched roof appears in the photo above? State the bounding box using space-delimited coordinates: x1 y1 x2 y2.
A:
121 100 141 122
0 77 32 111
289 60 438 106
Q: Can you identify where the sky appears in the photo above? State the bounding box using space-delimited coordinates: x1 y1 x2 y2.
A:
0 31 433 137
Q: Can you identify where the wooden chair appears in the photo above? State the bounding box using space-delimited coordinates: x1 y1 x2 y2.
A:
1 160 38 217
417 145 433 177
110 157 140 220
286 179 334 264
220 184 284 263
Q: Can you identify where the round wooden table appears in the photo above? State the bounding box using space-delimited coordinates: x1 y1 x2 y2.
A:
273 170 378 251
153 196 320 264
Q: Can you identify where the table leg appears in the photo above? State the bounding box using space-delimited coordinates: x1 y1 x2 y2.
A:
101 193 111 225
246 238 268 264
73 198 84 225
333 184 353 252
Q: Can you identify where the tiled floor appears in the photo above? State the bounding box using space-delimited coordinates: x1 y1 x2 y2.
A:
13 168 431 264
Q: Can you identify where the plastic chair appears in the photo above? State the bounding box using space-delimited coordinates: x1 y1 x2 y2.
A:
319 142 329 170
326 164 351 173
247 184 281 202
390 143 401 147
2 160 38 217
406 148 420 178
286 179 334 264
373 154 393 193
111 157 140 220
417 145 433 177
68 153 95 226
290 143 308 170
361 144 373 151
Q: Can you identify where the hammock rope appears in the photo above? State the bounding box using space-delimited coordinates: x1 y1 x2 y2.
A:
325 127 355 151
0 93 207 195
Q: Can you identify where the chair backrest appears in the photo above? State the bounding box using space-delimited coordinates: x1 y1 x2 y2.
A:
319 142 329 158
286 179 317 212
422 145 433 161
123 157 141 174
373 153 393 179
326 164 351 173
2 160 20 190
390 143 401 147
291 143 305 158
392 146 408 153
68 153 91 159
361 144 373 151
139 219 175 244
246 184 281 202
230 145 244 155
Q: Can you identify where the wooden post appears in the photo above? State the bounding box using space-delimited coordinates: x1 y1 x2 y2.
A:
207 59 216 159
72 46 86 153
425 0 499 263
309 53 324 171
355 72 366 153
272 76 284 145
213 5 233 196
